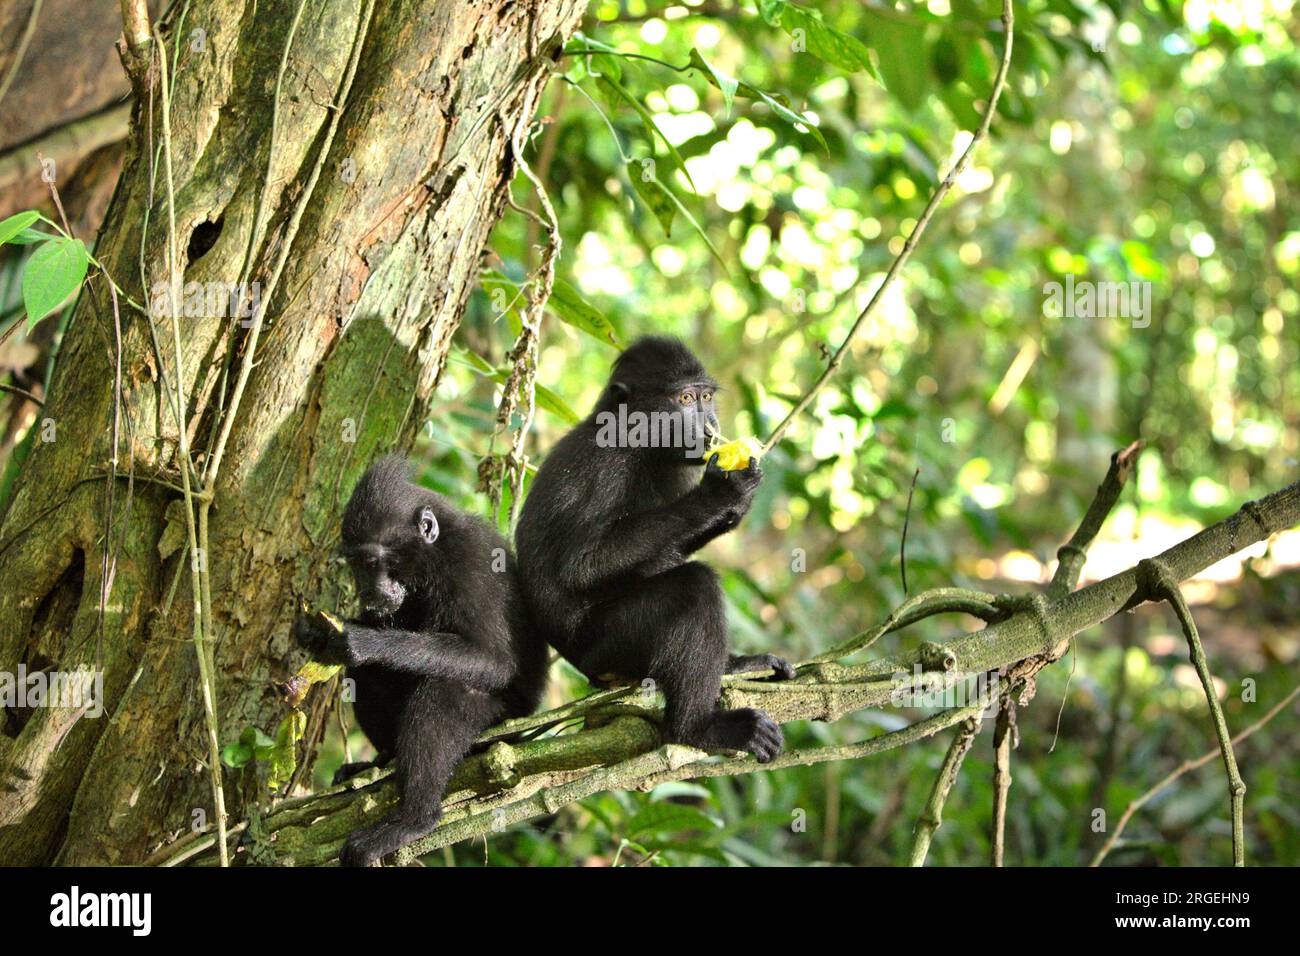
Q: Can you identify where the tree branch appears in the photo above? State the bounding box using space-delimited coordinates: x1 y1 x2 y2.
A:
910 439 1140 867
990 696 1016 866
0 104 131 209
1134 558 1248 866
909 713 982 866
158 468 1300 866
1091 683 1299 867
1048 440 1142 600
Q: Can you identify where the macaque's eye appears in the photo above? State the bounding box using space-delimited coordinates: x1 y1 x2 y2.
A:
418 508 439 544
348 552 379 572
679 390 696 406
700 390 713 403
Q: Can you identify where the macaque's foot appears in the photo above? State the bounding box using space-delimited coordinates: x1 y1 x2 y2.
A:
332 761 377 786
698 707 784 763
338 804 443 867
339 828 384 868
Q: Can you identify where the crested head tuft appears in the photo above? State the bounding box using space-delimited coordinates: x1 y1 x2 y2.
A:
342 455 414 541
609 336 709 393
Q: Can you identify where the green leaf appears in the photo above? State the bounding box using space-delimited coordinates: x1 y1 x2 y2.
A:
940 85 982 130
734 80 827 151
450 344 499 376
872 398 917 421
649 781 713 801
532 383 581 425
758 0 879 78
488 369 581 424
548 278 620 347
687 49 737 115
564 34 621 59
267 711 305 793
627 159 678 236
220 741 253 769
0 211 40 246
625 161 727 270
240 725 277 761
866 14 929 110
619 838 655 861
626 802 720 839
589 51 623 85
455 338 581 423
572 36 823 151
595 71 698 193
638 837 730 863
7 227 54 245
480 270 527 336
22 235 89 329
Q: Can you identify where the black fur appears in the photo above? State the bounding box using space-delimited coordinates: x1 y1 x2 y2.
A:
515 336 793 763
294 456 547 866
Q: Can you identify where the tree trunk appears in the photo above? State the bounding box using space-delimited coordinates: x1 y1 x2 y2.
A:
0 0 584 865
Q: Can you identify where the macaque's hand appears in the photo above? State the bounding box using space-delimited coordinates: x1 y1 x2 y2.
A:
701 453 762 521
292 606 346 662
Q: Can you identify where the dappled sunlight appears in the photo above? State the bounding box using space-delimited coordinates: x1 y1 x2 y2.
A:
976 520 1300 595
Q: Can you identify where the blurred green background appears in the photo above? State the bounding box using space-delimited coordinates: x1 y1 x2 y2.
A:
319 0 1299 866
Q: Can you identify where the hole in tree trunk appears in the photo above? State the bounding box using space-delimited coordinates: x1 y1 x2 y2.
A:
187 217 224 264
3 548 85 738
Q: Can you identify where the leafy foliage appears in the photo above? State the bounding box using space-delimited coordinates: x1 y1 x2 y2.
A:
389 0 1297 868
5 0 1291 869
0 212 91 329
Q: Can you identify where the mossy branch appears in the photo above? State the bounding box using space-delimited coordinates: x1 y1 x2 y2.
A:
909 713 982 867
1135 558 1248 865
156 468 1300 866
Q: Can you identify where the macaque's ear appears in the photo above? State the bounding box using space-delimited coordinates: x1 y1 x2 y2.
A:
418 507 439 544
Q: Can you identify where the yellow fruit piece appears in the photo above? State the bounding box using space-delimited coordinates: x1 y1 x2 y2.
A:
285 601 346 706
283 660 343 707
296 660 343 683
711 437 762 472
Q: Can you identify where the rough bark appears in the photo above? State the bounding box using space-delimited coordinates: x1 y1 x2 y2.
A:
0 0 584 865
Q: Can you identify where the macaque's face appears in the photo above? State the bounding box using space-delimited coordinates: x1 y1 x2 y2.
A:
670 380 721 461
604 337 721 463
342 505 439 616
611 377 720 463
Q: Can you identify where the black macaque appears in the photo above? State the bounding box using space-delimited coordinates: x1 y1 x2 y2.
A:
293 456 547 866
515 336 794 763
